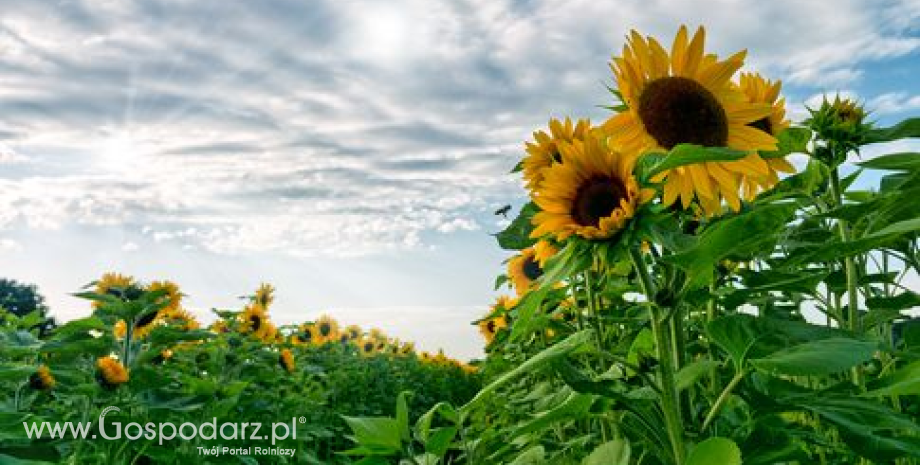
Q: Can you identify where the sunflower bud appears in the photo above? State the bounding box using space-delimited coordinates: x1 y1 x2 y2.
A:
805 95 871 167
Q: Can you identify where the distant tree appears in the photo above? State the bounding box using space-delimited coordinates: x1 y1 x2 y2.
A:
0 278 55 336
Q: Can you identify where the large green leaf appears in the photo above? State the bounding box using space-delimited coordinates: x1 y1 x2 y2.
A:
663 204 795 289
761 127 812 159
685 437 741 465
583 438 630 465
512 391 596 438
341 417 403 455
858 152 920 171
707 314 762 371
750 338 877 376
863 360 920 397
864 117 920 144
461 330 594 413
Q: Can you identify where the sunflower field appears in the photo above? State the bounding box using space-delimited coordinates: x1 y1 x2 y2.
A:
3 24 920 465
0 277 479 463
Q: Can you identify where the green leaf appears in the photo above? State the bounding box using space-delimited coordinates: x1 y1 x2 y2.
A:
750 338 876 376
424 427 457 457
707 314 760 371
415 402 459 443
685 437 742 465
512 392 596 438
675 360 720 392
863 360 920 397
341 416 403 455
583 438 630 465
663 204 795 289
395 391 411 442
761 127 812 159
461 330 594 413
495 202 539 250
645 144 748 180
508 446 545 465
858 152 920 171
864 118 920 144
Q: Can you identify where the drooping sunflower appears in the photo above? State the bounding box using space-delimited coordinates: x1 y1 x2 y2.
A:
602 26 778 216
147 280 181 313
279 349 295 373
508 248 544 296
29 365 55 390
96 356 129 388
530 132 652 241
94 273 142 308
254 283 275 308
737 72 795 199
523 117 592 190
315 315 339 343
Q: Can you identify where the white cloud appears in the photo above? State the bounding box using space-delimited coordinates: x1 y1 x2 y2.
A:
121 241 139 252
0 238 22 252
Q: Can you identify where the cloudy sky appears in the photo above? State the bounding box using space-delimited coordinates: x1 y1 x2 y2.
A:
0 0 918 359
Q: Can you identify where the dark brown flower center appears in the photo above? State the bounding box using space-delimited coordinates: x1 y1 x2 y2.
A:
638 76 728 149
249 315 262 331
522 257 543 280
749 117 773 135
572 176 628 227
486 320 496 333
319 323 331 336
364 342 374 352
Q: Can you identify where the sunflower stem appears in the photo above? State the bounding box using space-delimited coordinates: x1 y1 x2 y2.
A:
629 247 685 465
829 167 864 389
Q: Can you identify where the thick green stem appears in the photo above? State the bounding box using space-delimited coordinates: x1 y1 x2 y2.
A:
829 169 864 388
630 247 685 465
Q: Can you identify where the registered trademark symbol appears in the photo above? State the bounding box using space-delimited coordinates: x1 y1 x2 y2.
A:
299 417 306 424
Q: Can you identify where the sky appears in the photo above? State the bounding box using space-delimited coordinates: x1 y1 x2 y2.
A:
0 0 918 360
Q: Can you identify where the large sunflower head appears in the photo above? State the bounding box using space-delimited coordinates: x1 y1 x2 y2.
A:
737 72 795 198
162 307 200 331
315 315 339 343
29 365 55 390
507 247 544 296
523 118 591 189
477 309 509 346
96 356 129 389
254 283 275 308
345 325 362 341
147 280 181 313
602 26 778 216
530 132 652 241
279 349 295 373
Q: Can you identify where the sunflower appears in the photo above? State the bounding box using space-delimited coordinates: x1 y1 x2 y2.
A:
210 319 229 334
369 328 386 343
29 365 55 390
254 283 275 308
400 342 415 356
239 303 271 340
94 273 142 308
315 315 339 343
477 313 508 345
162 307 200 331
602 26 777 216
737 72 795 199
523 117 591 190
279 349 295 373
96 356 129 388
147 281 181 313
345 325 362 341
508 248 544 296
358 337 379 356
293 323 320 346
530 132 652 241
